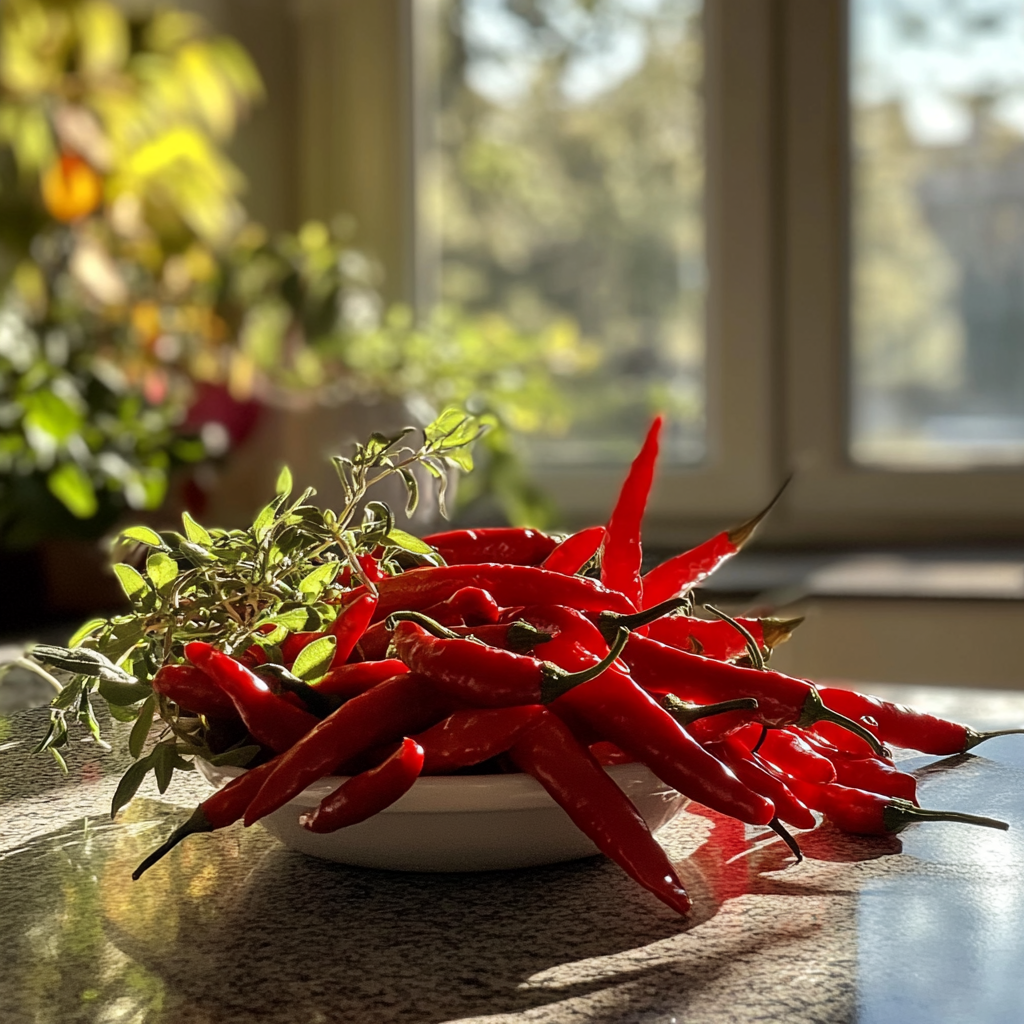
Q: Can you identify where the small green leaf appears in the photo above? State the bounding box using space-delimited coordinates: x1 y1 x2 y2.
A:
204 744 260 767
386 528 436 555
77 688 108 748
275 465 293 496
50 747 68 773
258 607 311 632
33 644 135 684
112 563 149 602
48 462 98 519
129 694 156 758
181 511 212 546
399 468 419 516
291 635 337 683
110 756 153 818
119 526 165 548
108 703 140 723
68 618 106 647
50 677 83 711
146 551 179 591
252 500 276 541
98 677 153 706
297 561 338 599
179 540 214 565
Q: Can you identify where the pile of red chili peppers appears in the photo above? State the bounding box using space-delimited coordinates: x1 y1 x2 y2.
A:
136 417 1013 915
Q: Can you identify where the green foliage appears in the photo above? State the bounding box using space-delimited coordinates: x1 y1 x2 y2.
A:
17 410 486 808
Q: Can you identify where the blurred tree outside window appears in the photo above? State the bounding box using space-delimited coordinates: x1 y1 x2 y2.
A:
428 0 706 466
852 0 1024 468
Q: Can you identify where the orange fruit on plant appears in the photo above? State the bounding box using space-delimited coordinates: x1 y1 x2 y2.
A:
41 153 103 223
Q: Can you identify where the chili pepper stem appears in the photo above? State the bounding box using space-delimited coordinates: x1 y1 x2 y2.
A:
767 817 804 862
727 476 792 548
703 604 766 670
385 610 464 639
800 689 889 759
132 806 213 880
751 724 769 754
503 622 554 653
540 627 631 703
882 798 1009 834
597 596 691 643
963 727 1024 751
662 693 759 727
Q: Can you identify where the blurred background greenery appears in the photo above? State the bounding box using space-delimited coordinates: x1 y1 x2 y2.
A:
0 0 599 554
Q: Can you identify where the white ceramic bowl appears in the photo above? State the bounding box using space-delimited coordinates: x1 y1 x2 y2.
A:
196 758 689 872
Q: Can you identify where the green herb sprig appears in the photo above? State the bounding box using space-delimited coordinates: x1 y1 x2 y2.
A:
8 407 487 816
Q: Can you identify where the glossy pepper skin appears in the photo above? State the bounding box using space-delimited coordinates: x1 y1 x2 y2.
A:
800 733 917 803
508 709 693 916
371 564 635 622
541 525 605 576
413 705 546 774
755 729 837 785
601 416 662 610
639 482 786 610
242 671 453 826
328 591 379 665
816 685 1024 755
314 659 408 699
707 737 816 831
300 737 425 833
517 607 774 827
357 587 499 660
152 664 238 720
185 643 318 753
646 615 768 662
423 527 558 566
389 619 624 708
619 634 886 757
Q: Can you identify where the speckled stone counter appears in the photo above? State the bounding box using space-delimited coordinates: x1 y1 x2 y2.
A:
4 677 1024 1024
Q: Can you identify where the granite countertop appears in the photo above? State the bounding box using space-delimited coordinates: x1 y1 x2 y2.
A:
4 665 1024 1024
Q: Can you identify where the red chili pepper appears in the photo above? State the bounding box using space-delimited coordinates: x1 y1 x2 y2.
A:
152 664 238 721
185 642 318 753
279 630 322 666
645 615 802 662
753 729 837 785
132 759 278 879
314 659 409 699
640 481 787 609
601 416 662 610
706 737 816 831
372 564 635 622
242 671 454 826
589 741 635 765
501 606 773 826
423 527 558 566
817 685 1024 755
300 737 425 833
413 705 547 774
328 591 379 665
388 615 630 709
783 776 1007 837
357 586 500 660
541 525 605 575
507 709 693 916
799 733 917 803
619 633 887 756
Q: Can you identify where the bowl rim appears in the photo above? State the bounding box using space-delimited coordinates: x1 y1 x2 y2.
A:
195 757 677 814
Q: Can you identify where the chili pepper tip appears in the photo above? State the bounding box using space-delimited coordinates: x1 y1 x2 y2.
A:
767 817 804 863
760 616 805 649
132 805 213 880
882 798 1009 835
726 475 792 548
